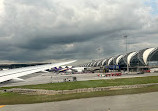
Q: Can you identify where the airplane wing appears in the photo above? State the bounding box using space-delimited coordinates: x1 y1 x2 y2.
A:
0 60 76 83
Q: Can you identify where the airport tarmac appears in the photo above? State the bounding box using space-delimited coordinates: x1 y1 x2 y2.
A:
1 92 158 111
2 72 158 87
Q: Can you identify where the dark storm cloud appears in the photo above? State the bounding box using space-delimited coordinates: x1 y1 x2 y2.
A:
17 27 127 50
0 0 158 63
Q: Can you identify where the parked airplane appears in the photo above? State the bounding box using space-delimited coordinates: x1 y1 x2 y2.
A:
50 66 72 72
150 68 158 73
70 67 86 73
0 60 76 83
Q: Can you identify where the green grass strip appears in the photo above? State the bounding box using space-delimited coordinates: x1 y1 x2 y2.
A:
1 76 158 90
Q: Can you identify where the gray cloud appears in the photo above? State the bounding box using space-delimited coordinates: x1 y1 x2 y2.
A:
0 0 158 63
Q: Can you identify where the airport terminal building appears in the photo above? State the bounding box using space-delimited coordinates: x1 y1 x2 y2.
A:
81 47 158 71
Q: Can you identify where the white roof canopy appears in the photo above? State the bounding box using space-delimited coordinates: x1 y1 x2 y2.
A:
116 55 124 65
127 52 137 66
108 57 114 65
143 48 157 65
101 59 107 66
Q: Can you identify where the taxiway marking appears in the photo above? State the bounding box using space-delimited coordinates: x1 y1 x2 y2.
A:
0 105 6 108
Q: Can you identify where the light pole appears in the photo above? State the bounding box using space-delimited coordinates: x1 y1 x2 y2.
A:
124 35 129 73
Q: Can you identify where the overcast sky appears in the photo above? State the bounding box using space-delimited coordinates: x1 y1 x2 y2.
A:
0 0 158 63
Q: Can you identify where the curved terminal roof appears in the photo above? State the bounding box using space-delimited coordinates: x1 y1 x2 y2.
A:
96 60 102 66
89 62 94 67
90 61 96 67
143 47 157 65
127 51 137 66
85 63 88 67
116 55 124 65
108 57 114 65
87 63 91 67
93 61 98 67
137 48 149 65
80 47 158 67
94 61 97 66
123 52 131 64
101 59 107 66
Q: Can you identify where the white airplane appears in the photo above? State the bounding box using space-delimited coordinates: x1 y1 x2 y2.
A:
71 67 86 73
0 60 76 83
150 68 158 73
